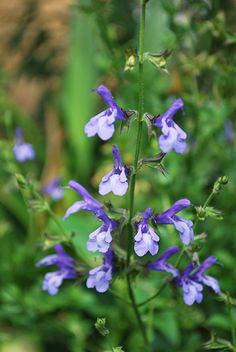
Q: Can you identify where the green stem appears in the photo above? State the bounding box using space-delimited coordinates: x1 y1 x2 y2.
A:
127 273 149 346
125 0 148 347
127 0 146 265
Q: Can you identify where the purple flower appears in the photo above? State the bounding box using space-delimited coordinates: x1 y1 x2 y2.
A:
99 145 128 196
43 177 64 201
148 245 179 277
13 128 35 162
87 209 116 253
153 99 187 154
86 249 113 293
176 257 220 306
134 208 160 257
63 180 103 220
84 85 126 141
155 199 194 245
36 244 77 295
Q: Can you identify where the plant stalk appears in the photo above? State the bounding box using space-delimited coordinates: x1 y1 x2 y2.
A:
125 0 149 347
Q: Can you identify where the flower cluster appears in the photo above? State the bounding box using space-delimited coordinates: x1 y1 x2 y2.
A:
148 247 220 305
36 85 220 306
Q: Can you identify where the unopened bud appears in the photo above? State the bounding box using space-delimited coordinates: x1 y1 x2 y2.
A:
15 173 27 189
220 176 228 185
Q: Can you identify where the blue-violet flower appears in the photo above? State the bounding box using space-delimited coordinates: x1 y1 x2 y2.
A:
13 128 35 162
155 199 194 245
63 180 103 220
153 99 187 154
36 244 77 295
87 209 116 253
148 245 179 277
43 177 64 201
99 145 128 196
86 249 113 293
84 85 126 141
134 208 160 257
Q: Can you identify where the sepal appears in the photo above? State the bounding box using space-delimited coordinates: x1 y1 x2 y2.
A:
143 49 172 73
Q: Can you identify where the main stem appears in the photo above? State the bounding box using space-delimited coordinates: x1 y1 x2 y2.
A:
126 0 148 347
127 0 146 265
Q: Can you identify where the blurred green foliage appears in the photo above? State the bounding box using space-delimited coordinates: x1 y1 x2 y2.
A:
0 0 236 351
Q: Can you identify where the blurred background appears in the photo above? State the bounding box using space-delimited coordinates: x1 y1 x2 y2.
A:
0 0 236 351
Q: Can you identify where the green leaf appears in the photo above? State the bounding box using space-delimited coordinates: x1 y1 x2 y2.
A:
154 310 180 345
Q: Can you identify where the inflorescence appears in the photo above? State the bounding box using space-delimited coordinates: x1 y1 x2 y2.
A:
36 85 220 306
